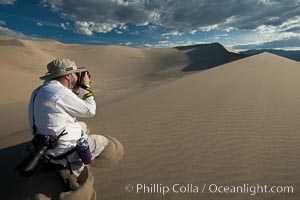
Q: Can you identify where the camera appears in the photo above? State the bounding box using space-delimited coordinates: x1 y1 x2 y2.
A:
76 71 90 86
16 135 57 177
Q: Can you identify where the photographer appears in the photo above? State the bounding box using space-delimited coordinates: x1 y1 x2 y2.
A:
28 58 108 190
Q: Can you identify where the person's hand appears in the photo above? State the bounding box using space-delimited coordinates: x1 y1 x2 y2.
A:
81 71 91 86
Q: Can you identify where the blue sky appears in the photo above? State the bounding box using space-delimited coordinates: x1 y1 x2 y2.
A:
0 0 300 50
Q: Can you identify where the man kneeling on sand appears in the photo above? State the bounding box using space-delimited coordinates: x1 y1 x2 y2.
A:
28 58 108 190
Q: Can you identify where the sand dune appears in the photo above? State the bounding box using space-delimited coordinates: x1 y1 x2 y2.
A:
92 52 300 200
0 35 299 199
0 35 239 136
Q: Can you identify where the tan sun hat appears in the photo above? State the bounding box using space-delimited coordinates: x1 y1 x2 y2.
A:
39 58 87 80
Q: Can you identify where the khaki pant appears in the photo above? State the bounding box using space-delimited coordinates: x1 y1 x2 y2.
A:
61 122 108 176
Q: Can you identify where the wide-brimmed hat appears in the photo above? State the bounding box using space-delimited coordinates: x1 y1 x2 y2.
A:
39 58 87 80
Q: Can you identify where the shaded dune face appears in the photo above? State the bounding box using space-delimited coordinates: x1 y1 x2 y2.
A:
176 43 245 71
1 35 299 199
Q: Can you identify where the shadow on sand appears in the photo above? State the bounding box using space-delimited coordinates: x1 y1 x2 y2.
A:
0 141 68 200
176 43 246 72
0 135 123 200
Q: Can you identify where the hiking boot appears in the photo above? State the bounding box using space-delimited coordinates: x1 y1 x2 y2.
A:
57 168 80 191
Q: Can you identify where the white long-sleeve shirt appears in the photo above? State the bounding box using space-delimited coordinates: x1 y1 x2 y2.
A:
28 80 96 157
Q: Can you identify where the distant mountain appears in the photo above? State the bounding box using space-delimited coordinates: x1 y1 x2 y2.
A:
240 49 300 62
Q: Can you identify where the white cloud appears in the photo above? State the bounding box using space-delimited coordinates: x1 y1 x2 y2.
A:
119 24 127 30
257 0 271 5
145 40 201 48
0 20 6 25
115 30 123 34
233 36 300 50
74 21 126 35
253 23 300 45
162 31 182 37
279 16 300 32
41 0 63 11
60 23 68 30
144 43 153 48
0 0 16 5
74 21 93 36
190 30 198 34
119 42 132 46
37 22 44 27
200 24 219 32
0 26 27 38
91 22 118 33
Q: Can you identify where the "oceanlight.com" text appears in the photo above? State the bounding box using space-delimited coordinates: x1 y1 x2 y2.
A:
124 183 294 196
